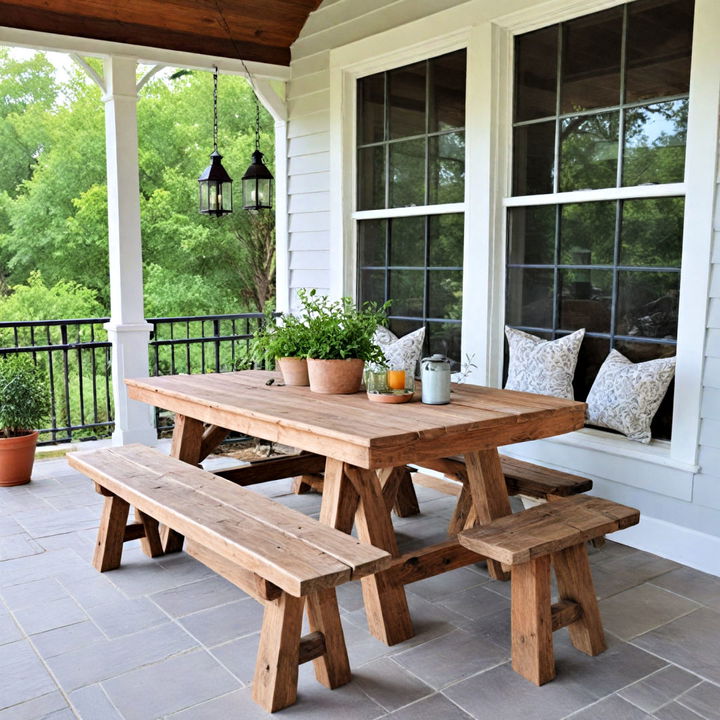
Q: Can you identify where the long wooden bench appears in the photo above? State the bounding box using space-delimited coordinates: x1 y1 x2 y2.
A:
458 495 639 686
67 444 391 713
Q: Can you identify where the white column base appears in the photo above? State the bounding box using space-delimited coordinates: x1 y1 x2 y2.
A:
105 321 157 447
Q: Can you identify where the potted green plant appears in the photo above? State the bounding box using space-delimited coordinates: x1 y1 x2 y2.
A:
0 355 50 486
299 289 388 394
251 313 311 386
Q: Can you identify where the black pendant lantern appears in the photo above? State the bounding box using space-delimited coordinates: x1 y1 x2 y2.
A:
198 68 233 216
242 93 274 211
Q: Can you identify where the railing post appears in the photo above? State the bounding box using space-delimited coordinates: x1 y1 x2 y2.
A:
102 56 156 446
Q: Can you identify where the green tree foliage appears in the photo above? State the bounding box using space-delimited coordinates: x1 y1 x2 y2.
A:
0 52 275 318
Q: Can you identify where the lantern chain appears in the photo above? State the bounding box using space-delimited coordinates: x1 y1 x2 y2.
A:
213 66 219 152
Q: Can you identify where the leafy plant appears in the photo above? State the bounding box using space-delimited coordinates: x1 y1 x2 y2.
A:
299 289 388 363
250 310 311 365
0 355 50 438
456 353 478 384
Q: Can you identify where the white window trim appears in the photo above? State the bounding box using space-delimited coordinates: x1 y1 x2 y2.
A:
327 0 718 479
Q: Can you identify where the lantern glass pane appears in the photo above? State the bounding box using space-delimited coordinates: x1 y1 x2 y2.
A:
218 181 232 213
199 183 209 212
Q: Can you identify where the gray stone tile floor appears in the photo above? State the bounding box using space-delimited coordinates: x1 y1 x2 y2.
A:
2 452 720 719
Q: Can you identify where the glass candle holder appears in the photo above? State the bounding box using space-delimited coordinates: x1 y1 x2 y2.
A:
366 367 415 395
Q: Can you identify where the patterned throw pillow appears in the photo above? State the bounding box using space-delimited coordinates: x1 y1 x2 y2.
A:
505 327 585 399
585 349 676 444
373 326 425 376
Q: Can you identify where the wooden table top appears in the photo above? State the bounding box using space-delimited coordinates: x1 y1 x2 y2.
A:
126 370 586 469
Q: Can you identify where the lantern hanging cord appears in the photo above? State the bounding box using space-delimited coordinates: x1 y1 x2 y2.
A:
212 66 219 152
240 58 262 152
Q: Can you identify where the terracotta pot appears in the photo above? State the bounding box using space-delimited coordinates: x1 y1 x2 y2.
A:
276 357 309 386
307 358 365 394
0 430 39 487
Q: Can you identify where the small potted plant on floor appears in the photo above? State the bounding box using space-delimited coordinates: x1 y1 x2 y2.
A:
251 312 312 386
0 355 50 486
300 289 388 394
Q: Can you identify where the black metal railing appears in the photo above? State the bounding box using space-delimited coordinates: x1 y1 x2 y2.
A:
0 313 266 444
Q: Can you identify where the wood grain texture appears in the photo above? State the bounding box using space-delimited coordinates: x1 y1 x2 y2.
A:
93 495 130 572
215 453 325 486
392 469 420 517
511 556 555 686
344 465 414 645
186 540 282 603
464 450 512 580
69 445 390 596
458 495 639 565
305 588 351 689
554 544 606 656
252 592 305 712
0 0 323 65
135 508 164 558
126 372 586 469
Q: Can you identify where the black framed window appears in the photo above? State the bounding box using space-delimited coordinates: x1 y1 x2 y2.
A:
507 0 694 440
356 49 467 367
358 214 464 365
357 50 466 211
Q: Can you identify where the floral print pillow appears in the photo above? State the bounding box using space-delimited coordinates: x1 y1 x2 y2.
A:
585 349 676 444
373 326 425 376
504 327 585 399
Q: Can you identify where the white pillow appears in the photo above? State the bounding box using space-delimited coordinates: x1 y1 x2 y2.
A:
373 326 425 376
585 349 676 444
505 327 585 399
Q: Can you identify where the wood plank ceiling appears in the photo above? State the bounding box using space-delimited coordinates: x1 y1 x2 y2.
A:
0 0 323 65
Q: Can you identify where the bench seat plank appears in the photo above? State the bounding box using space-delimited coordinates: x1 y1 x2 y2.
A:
459 495 639 565
68 445 389 597
108 444 387 579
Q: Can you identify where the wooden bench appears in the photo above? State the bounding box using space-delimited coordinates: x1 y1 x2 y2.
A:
413 455 593 535
458 495 639 686
67 444 391 713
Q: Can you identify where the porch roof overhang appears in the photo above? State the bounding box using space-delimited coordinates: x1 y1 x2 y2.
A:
0 0 321 67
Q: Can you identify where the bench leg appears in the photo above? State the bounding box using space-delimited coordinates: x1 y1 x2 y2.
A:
511 555 555 686
135 508 164 558
393 470 420 517
553 544 606 656
93 495 130 572
252 592 305 713
306 588 351 689
291 475 313 494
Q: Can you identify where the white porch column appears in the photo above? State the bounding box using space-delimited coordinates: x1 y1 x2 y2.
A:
102 56 156 446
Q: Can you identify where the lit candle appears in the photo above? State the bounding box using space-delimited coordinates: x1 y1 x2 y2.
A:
387 369 406 390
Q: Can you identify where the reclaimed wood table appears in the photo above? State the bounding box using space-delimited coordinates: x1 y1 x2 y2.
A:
126 370 585 646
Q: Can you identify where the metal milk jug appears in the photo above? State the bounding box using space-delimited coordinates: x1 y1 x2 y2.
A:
421 354 451 405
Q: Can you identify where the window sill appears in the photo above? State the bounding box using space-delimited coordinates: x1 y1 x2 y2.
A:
545 427 699 474
501 426 697 501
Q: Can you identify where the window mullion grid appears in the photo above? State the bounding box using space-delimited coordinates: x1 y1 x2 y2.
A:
423 216 430 341
384 71 390 209
616 4 629 189
552 23 563 195
425 58 431 206
610 199 623 352
552 203 560 339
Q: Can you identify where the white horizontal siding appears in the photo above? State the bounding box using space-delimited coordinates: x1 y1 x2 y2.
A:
290 250 330 270
290 269 330 288
289 172 330 194
288 111 330 139
288 152 330 176
700 417 720 447
289 191 330 214
289 211 330 233
290 231 330 251
288 132 330 157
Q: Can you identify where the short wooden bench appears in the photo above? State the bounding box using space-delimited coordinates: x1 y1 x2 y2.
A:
67 444 391 713
458 495 639 686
